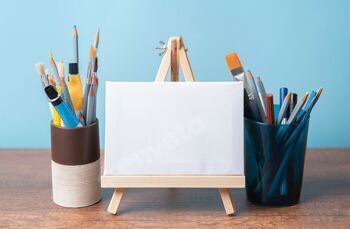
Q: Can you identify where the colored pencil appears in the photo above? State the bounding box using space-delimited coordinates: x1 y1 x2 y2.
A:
289 93 298 117
94 29 100 51
85 83 95 125
265 94 275 125
286 92 309 125
247 71 266 122
255 76 267 116
72 25 79 71
298 88 323 122
83 46 96 119
277 92 291 125
279 87 289 123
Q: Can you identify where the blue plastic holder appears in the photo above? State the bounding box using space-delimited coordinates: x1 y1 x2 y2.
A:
244 113 309 206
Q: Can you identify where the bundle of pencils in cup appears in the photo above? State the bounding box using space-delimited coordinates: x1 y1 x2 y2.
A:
35 26 100 128
225 52 323 196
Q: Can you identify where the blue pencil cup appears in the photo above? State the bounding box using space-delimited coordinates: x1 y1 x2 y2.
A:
244 116 309 206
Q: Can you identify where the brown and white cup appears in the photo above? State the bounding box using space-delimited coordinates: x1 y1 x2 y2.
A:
50 120 101 208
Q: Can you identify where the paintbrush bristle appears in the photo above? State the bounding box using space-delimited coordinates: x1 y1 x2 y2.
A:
35 63 45 76
56 61 65 79
48 76 56 87
225 52 242 71
90 46 96 58
49 52 56 66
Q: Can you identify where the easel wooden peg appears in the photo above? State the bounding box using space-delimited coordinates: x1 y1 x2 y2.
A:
155 36 195 82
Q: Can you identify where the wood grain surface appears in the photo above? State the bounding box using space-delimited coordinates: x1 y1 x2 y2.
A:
0 149 349 228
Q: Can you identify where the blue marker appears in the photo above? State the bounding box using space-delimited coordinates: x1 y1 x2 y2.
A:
44 85 81 128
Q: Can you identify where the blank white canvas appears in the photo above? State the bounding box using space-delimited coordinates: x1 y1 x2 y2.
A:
104 82 243 175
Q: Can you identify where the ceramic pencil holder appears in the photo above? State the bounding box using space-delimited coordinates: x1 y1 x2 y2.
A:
244 116 309 206
50 120 101 208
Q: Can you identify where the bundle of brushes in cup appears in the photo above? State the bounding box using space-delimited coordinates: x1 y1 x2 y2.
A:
35 26 100 128
225 52 322 129
225 52 323 198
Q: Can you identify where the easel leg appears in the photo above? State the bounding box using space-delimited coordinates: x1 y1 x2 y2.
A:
219 188 235 216
107 188 124 215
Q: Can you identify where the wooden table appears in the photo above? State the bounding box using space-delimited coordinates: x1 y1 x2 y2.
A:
0 149 349 228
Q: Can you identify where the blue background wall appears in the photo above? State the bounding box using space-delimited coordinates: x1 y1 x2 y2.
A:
0 0 349 148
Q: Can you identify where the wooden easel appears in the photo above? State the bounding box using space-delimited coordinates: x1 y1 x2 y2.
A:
155 36 195 82
102 37 244 216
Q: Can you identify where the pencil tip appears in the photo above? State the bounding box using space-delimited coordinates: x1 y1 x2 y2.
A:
90 46 96 58
72 25 78 36
56 61 65 78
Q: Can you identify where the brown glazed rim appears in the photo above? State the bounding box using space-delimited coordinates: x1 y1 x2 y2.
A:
51 120 100 166
51 120 97 130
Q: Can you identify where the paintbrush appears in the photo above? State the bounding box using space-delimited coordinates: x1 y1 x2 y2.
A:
57 61 75 112
225 52 261 121
49 52 61 86
35 63 49 87
35 62 60 125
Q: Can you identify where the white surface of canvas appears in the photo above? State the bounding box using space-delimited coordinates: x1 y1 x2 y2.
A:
104 82 243 175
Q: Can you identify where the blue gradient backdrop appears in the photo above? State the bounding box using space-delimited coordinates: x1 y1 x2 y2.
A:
0 0 349 148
